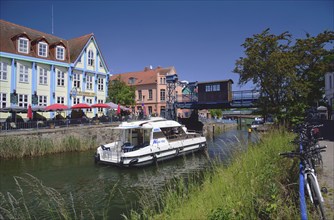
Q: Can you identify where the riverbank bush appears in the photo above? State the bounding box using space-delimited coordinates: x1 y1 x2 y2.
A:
0 136 96 159
128 130 302 219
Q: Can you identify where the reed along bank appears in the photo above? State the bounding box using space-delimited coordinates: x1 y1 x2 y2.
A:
128 130 305 220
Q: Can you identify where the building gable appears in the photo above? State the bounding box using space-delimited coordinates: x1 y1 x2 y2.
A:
70 35 109 73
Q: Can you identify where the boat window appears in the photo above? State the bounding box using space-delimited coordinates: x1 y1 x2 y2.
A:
124 129 131 143
153 131 165 139
160 126 186 140
131 129 140 146
143 129 152 144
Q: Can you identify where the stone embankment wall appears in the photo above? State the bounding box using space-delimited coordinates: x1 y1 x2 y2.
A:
203 123 237 136
0 124 121 148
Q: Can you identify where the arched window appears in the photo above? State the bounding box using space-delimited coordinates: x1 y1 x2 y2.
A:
88 50 94 66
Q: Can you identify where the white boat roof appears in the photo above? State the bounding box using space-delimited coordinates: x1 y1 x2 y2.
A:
118 117 182 129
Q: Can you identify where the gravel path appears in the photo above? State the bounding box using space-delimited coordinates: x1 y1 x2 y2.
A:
319 140 334 220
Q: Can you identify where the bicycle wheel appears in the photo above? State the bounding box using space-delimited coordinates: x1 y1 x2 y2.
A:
316 152 323 169
307 174 326 220
313 145 324 170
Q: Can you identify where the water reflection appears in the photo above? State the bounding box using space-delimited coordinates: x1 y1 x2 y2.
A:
0 128 256 218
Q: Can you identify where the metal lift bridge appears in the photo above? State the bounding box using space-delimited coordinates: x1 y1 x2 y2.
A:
166 74 178 120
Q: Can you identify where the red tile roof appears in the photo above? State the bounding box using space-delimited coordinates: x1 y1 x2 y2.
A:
0 19 92 64
68 33 93 62
110 66 175 85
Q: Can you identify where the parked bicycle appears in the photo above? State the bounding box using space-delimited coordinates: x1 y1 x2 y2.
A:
280 122 327 220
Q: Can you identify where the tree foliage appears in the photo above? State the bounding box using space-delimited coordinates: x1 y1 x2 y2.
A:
107 75 136 106
234 29 334 123
209 109 223 119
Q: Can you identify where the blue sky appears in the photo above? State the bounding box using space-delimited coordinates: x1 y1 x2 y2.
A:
1 0 333 90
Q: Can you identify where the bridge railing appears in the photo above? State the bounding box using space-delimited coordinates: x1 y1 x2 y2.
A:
176 94 198 103
232 90 260 101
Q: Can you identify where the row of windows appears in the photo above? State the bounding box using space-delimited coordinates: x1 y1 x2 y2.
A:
137 89 165 101
0 92 104 111
128 77 166 86
18 37 65 60
0 93 29 108
205 84 221 92
160 77 166 85
16 38 105 69
0 62 105 91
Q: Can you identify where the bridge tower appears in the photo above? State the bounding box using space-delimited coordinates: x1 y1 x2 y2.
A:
166 74 178 120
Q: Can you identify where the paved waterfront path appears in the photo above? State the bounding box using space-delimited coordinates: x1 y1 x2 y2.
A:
319 140 334 219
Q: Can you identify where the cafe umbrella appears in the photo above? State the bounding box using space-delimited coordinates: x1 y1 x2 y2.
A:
0 106 27 113
117 103 121 115
105 102 118 109
45 103 69 111
71 103 91 109
91 103 111 109
0 106 27 124
27 104 33 119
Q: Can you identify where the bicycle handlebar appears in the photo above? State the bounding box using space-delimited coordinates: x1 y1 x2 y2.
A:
279 146 326 159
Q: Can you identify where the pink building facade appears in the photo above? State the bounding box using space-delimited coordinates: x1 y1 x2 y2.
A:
110 66 183 117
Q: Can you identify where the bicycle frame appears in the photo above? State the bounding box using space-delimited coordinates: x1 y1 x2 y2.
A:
299 140 308 220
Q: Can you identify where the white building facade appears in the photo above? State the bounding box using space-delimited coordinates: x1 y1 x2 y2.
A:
0 19 110 118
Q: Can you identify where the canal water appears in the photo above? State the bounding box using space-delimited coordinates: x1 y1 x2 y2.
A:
0 128 257 219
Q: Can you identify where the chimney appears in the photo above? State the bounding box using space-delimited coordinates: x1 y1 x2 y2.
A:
144 67 149 71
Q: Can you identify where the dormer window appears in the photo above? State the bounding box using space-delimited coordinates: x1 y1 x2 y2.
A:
56 46 65 60
88 50 94 66
38 42 48 57
128 77 136 84
18 37 29 53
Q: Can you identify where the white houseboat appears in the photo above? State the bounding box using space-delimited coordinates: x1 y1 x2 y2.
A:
94 117 207 167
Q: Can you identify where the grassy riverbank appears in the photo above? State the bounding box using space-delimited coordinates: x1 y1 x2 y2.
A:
1 130 320 219
0 136 96 159
128 130 301 219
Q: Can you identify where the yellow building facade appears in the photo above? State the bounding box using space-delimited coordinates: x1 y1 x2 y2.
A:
0 20 110 119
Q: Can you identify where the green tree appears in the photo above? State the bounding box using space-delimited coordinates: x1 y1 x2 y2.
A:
293 31 334 106
234 29 334 124
107 75 136 106
209 109 222 119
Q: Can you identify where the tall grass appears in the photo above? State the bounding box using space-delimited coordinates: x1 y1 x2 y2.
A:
128 130 301 219
0 174 118 220
0 136 96 159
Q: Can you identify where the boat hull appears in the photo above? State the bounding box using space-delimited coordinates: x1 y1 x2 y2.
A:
95 141 207 167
